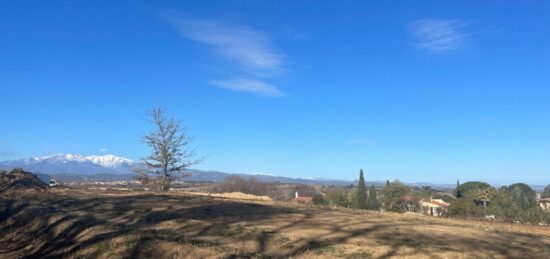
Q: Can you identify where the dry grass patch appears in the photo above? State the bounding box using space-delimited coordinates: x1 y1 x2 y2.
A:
1 189 549 258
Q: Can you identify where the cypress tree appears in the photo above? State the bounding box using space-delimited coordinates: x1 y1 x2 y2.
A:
455 180 462 198
386 180 390 187
367 185 379 210
357 169 367 209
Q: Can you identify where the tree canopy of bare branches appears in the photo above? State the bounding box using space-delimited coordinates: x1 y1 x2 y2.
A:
136 108 200 191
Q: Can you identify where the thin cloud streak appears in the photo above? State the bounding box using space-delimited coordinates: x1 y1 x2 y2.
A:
209 78 285 97
164 15 289 97
409 19 471 52
169 19 284 71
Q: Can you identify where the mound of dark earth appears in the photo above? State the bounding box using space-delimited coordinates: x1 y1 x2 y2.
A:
0 168 48 193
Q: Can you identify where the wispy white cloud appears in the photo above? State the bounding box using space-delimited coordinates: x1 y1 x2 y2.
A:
164 16 289 97
99 148 108 153
409 19 471 52
168 18 284 71
209 78 284 97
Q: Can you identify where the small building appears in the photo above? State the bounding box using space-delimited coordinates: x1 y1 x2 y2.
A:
291 192 313 204
49 178 59 187
539 198 550 211
419 198 449 217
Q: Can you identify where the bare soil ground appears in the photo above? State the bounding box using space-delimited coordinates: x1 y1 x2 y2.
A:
1 188 549 259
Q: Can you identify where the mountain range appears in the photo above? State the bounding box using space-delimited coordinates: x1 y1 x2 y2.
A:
1 154 545 191
0 154 354 186
0 154 135 175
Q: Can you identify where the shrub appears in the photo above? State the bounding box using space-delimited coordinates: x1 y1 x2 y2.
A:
346 188 358 209
457 181 491 198
382 181 410 212
212 176 274 196
292 185 317 197
312 194 327 205
448 198 483 218
520 207 550 224
325 188 351 207
487 189 518 220
366 186 379 210
504 183 538 209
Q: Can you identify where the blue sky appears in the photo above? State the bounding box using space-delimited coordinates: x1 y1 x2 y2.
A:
1 1 549 184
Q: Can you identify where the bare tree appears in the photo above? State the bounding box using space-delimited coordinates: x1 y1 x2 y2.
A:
137 108 200 192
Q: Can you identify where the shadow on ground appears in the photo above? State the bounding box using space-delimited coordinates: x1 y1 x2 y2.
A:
1 191 549 258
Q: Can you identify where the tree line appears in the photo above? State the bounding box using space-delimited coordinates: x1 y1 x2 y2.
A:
313 169 550 224
132 108 550 224
449 181 550 223
312 169 419 212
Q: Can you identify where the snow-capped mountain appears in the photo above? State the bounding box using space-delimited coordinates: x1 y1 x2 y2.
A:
0 154 138 175
0 154 356 186
85 154 134 168
32 153 88 163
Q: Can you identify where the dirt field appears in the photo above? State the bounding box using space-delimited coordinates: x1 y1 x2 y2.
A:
1 189 550 258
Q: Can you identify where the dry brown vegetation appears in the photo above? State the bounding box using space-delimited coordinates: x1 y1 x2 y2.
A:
0 169 48 193
1 188 550 259
210 176 318 201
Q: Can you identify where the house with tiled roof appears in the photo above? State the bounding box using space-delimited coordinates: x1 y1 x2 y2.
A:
540 197 550 211
419 198 449 217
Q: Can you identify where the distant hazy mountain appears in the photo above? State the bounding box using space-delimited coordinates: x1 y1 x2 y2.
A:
0 154 353 185
1 154 544 191
43 170 355 186
50 173 136 182
0 154 401 187
184 169 355 186
0 154 136 175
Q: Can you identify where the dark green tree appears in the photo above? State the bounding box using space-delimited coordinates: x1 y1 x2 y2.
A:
357 169 367 209
382 181 411 212
325 188 348 207
386 180 390 187
457 181 491 199
366 185 379 210
489 189 517 220
312 194 327 205
505 183 537 209
543 184 550 198
455 180 462 198
448 198 482 218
